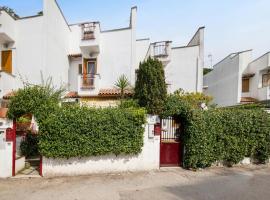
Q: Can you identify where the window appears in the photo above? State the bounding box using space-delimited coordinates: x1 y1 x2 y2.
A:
87 61 95 74
262 73 270 87
242 78 249 93
1 50 12 73
83 59 96 74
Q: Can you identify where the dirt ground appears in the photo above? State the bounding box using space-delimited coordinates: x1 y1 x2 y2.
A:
0 165 270 200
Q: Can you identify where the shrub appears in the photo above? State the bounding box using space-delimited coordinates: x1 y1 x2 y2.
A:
173 89 214 109
8 84 146 159
134 57 167 114
38 106 146 158
183 108 270 168
20 132 39 158
7 84 63 122
162 96 270 168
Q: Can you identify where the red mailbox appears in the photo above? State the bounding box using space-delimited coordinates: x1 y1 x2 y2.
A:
154 123 161 136
6 128 15 142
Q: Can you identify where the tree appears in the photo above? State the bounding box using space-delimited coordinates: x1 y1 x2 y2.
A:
114 74 130 99
134 57 167 114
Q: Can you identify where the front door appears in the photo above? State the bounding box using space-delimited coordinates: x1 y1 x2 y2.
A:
160 117 182 166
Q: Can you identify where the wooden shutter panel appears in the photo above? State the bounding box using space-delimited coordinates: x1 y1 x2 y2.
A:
78 64 82 75
242 78 249 92
1 50 12 74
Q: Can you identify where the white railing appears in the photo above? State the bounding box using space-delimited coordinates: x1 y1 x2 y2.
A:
77 74 100 96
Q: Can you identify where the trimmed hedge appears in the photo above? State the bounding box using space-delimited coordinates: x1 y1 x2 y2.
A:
38 106 146 158
162 96 270 169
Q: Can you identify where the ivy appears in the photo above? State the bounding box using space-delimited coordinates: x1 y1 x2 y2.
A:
162 95 270 169
8 85 146 159
38 106 146 158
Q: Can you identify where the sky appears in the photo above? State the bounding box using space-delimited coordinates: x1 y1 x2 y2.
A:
0 0 269 67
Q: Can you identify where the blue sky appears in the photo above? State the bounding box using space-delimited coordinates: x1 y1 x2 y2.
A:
0 0 269 67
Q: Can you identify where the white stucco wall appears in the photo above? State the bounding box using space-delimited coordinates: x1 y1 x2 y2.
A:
42 116 160 177
98 29 133 88
14 16 44 85
0 118 13 178
135 39 150 70
203 51 252 107
166 46 200 93
0 11 16 42
43 0 70 87
245 52 270 101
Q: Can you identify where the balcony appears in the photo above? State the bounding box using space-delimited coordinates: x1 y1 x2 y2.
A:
0 10 16 43
147 41 172 65
153 43 169 57
80 22 100 55
77 74 100 96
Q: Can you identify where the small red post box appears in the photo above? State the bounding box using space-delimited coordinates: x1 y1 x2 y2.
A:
154 123 161 136
6 128 15 142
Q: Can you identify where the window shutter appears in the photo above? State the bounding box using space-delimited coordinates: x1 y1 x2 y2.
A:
78 64 82 74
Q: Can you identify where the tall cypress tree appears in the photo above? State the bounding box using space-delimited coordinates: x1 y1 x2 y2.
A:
134 57 167 114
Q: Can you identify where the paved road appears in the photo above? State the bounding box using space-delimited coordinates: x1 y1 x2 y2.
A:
0 165 270 200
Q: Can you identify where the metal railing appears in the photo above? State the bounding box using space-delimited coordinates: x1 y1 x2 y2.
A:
153 44 168 57
161 117 181 142
81 23 95 40
81 74 95 88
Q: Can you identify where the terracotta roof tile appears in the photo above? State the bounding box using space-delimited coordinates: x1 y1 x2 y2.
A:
98 88 133 96
0 108 8 118
65 91 79 98
3 91 16 99
68 54 82 58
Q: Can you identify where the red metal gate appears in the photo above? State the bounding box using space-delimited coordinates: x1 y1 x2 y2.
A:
160 117 182 167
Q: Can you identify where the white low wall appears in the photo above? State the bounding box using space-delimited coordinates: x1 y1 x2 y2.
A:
0 140 13 178
42 116 160 177
15 156 25 174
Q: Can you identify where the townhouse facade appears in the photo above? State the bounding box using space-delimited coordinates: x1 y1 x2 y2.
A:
203 50 270 107
0 0 204 107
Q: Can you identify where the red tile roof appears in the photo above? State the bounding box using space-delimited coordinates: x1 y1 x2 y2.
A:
65 91 79 98
65 89 134 98
98 88 133 96
3 91 16 99
0 108 8 118
68 54 82 58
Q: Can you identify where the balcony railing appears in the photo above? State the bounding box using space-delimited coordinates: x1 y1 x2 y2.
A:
153 44 168 57
80 74 95 89
81 23 95 40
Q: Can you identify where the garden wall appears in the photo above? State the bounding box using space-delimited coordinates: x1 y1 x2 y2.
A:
42 116 160 177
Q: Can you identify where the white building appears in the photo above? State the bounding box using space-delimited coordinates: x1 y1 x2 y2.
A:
203 50 270 107
0 0 204 107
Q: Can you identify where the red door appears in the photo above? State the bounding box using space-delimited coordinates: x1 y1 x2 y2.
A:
160 117 182 167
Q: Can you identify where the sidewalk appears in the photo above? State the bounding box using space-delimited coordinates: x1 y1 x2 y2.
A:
0 165 269 200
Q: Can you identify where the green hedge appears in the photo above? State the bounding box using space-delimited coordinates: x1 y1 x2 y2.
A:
184 108 270 168
38 106 146 158
162 95 270 169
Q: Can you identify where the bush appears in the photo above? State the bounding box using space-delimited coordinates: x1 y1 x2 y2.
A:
20 132 39 158
134 57 167 114
38 106 146 158
162 96 270 168
7 84 63 122
183 108 270 168
8 85 146 159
